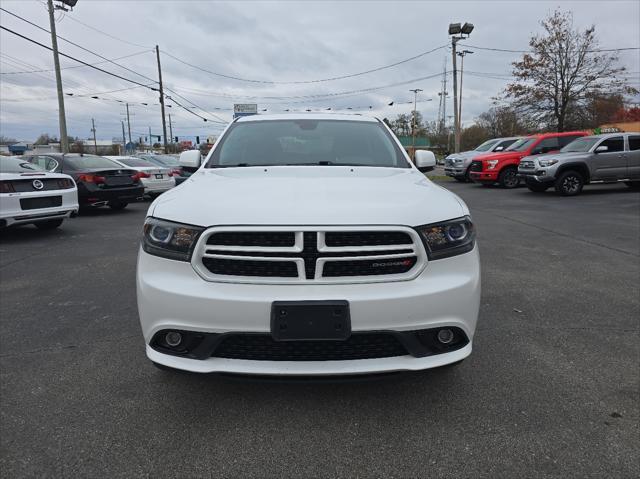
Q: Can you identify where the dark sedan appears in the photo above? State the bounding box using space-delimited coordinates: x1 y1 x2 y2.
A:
22 153 144 210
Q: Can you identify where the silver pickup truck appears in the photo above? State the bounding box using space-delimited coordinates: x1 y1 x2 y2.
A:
518 132 640 196
444 137 521 182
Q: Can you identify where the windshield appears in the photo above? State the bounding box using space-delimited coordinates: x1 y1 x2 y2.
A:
65 155 122 169
207 119 409 168
560 137 600 153
474 139 499 152
0 156 44 173
140 155 179 166
506 138 536 152
118 158 156 168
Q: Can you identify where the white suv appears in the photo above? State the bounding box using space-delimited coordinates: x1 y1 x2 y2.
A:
136 114 480 376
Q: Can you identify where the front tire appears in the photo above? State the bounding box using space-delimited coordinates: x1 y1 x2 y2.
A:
498 167 519 189
555 170 584 196
108 201 128 210
35 218 64 230
526 182 549 193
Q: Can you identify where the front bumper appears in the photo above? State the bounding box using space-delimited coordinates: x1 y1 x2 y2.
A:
469 171 498 183
0 189 79 227
517 170 555 184
444 167 466 178
136 246 481 375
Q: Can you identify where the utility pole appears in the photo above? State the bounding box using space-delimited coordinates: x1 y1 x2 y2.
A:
148 126 152 152
448 22 474 153
457 50 473 135
409 88 422 158
155 45 168 153
91 118 97 154
125 103 132 143
168 113 174 151
47 0 69 154
121 121 126 155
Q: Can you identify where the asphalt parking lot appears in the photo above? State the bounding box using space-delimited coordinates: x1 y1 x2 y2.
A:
1 181 638 478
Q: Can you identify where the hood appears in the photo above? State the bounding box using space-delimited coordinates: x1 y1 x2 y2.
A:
525 151 587 163
446 150 481 160
151 166 467 227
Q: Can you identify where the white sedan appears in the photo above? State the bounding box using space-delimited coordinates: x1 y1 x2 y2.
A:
106 156 175 197
0 156 78 229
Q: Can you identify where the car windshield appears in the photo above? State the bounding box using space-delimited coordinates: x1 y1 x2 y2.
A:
560 137 600 153
65 155 122 169
118 158 156 168
506 138 536 151
474 139 499 152
0 156 44 173
207 119 410 168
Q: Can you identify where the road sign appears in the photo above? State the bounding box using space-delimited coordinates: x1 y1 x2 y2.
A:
234 103 258 118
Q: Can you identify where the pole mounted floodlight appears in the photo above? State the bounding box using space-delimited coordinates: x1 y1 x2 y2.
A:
461 22 474 35
448 23 462 35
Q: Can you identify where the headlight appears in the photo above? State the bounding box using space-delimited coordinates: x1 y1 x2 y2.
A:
454 158 464 164
416 216 476 260
142 217 204 261
486 160 499 170
538 158 558 167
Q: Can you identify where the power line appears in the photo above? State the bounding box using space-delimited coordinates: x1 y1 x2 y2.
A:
465 44 640 53
62 13 153 49
161 44 448 85
0 50 150 75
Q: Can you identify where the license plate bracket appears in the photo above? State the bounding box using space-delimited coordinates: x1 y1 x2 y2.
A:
155 174 163 179
271 300 351 341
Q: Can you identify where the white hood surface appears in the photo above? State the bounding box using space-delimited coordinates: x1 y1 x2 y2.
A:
151 166 467 227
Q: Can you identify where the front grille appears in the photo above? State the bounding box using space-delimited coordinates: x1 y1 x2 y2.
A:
470 160 483 172
213 333 409 361
194 227 425 283
520 160 535 169
444 158 455 168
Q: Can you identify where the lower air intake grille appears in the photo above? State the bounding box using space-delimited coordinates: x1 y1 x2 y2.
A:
212 333 409 361
470 161 483 172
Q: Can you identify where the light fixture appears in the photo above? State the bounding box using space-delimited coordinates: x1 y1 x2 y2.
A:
461 22 474 34
448 23 462 35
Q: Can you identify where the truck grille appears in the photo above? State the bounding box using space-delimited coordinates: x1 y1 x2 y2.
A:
470 160 483 172
212 333 409 361
192 227 426 284
519 160 535 169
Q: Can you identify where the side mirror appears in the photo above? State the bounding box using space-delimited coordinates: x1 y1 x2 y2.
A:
414 150 436 172
595 145 608 153
494 146 504 152
179 150 202 168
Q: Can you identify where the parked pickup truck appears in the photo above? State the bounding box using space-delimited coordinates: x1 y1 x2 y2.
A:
136 114 481 376
469 131 588 188
444 137 521 182
518 132 640 195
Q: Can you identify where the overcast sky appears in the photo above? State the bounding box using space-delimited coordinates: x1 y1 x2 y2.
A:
1 0 639 142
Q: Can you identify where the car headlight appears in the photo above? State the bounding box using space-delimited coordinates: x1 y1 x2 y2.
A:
454 158 464 164
142 217 204 261
416 216 476 260
538 158 558 167
486 160 499 170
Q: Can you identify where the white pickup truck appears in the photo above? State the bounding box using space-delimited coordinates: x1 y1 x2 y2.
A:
136 114 480 376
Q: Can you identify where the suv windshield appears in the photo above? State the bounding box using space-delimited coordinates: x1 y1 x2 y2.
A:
0 157 44 173
474 139 499 152
65 155 122 169
506 138 536 152
207 119 409 168
560 137 600 153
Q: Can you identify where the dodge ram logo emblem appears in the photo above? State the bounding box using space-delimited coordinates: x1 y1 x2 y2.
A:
32 179 44 190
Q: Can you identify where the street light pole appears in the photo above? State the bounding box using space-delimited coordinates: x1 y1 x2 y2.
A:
448 22 474 153
457 50 473 135
409 88 423 158
47 0 69 154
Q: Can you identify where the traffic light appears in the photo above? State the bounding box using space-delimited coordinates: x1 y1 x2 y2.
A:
196 136 200 144
175 136 178 143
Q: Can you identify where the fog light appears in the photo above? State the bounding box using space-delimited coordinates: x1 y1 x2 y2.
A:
165 331 182 347
437 328 454 344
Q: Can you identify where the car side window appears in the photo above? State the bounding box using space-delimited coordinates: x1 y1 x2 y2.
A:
496 139 517 150
628 135 640 151
531 137 559 155
598 137 624 153
558 135 582 148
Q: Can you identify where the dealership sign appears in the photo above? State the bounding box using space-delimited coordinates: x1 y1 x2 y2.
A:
233 104 258 118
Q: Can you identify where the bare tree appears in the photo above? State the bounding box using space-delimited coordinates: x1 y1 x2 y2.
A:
505 10 636 131
477 106 530 137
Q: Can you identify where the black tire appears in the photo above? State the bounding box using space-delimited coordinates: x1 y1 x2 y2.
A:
625 181 640 190
464 167 473 183
498 167 519 189
35 218 64 230
526 182 549 193
108 201 128 210
555 170 584 196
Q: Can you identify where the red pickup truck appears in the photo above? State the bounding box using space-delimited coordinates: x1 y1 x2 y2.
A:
469 131 588 188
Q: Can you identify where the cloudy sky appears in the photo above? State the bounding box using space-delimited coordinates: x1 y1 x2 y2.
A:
1 0 639 142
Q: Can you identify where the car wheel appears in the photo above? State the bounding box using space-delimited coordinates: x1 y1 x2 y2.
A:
498 167 519 188
555 170 584 196
526 182 549 193
624 181 640 190
35 218 64 230
108 201 128 210
464 168 473 183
